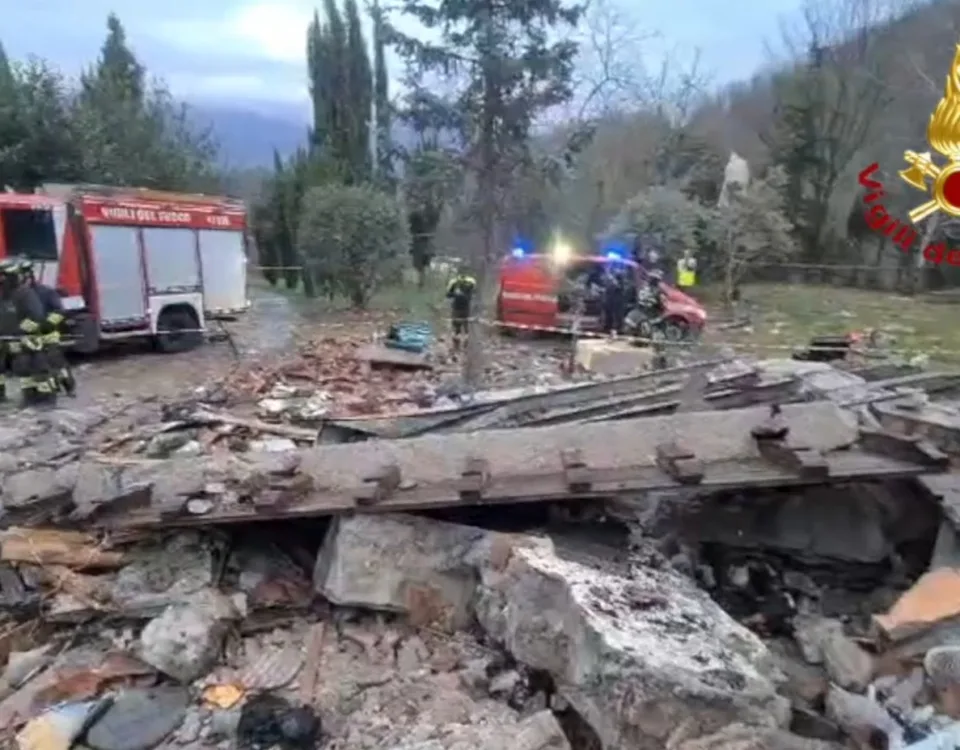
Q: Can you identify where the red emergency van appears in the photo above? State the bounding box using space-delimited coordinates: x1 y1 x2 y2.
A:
496 250 707 340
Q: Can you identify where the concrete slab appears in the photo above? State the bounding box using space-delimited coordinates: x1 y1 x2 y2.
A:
575 338 655 376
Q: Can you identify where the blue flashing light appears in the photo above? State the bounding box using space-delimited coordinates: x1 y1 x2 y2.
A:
605 250 623 261
513 235 533 252
511 247 525 258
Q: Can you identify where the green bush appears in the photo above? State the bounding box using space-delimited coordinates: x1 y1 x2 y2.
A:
297 184 410 308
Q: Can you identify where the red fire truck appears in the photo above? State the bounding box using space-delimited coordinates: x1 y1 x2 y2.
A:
0 185 249 353
496 247 707 340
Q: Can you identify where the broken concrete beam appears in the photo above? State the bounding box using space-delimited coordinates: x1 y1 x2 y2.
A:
453 357 731 432
858 429 949 469
293 402 860 494
314 513 788 749
68 401 935 530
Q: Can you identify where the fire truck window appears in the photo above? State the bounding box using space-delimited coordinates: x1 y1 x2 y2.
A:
1 208 58 261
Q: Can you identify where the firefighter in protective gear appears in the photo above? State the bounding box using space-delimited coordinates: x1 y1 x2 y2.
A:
636 269 666 321
0 260 57 406
676 249 697 289
446 267 476 352
17 259 75 396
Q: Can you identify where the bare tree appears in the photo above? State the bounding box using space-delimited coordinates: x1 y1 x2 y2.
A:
765 0 896 261
568 0 655 122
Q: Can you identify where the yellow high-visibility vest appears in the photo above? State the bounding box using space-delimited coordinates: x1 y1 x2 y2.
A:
677 259 696 287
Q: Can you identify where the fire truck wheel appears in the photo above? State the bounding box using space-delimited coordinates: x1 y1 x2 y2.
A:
154 306 202 354
70 314 100 354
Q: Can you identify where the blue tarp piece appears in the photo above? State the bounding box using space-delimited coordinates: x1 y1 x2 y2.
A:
384 321 433 353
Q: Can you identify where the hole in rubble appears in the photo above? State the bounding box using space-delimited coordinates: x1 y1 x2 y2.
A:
677 481 941 636
668 479 945 743
424 499 609 532
677 480 942 636
556 708 604 750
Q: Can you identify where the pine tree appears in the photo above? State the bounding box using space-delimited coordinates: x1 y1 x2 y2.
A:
389 0 582 382
82 13 145 105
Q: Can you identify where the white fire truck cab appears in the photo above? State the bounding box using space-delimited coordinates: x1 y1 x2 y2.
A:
0 185 249 353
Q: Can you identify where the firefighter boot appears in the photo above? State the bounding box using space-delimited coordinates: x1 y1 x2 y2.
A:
31 378 58 408
58 368 76 397
0 379 6 404
18 377 37 407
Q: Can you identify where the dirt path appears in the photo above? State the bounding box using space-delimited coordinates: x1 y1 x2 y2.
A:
61 286 302 406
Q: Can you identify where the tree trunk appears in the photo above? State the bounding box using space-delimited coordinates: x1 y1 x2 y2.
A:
417 267 427 289
350 287 368 310
911 214 939 295
301 265 317 298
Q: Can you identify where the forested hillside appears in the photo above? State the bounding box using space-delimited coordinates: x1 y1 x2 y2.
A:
545 0 960 292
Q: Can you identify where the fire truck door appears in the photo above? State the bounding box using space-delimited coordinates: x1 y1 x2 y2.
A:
32 204 67 289
87 225 148 325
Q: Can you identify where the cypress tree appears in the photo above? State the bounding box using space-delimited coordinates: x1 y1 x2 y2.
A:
344 0 372 183
372 0 393 187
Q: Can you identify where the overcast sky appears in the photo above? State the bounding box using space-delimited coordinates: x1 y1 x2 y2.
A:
2 0 802 119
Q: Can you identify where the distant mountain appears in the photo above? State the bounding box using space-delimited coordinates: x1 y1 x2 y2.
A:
187 100 444 170
188 102 309 168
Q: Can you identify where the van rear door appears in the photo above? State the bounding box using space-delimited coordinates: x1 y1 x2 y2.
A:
498 255 558 329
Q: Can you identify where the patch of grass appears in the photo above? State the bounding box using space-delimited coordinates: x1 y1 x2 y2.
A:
703 283 960 365
248 272 451 330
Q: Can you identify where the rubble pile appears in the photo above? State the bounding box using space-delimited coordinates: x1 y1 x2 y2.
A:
219 335 449 419
5 353 960 749
0 510 806 750
215 335 569 424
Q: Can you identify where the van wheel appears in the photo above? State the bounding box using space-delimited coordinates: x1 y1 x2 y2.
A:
155 307 202 353
662 317 690 343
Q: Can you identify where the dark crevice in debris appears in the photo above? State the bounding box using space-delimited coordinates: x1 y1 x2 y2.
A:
555 707 603 750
